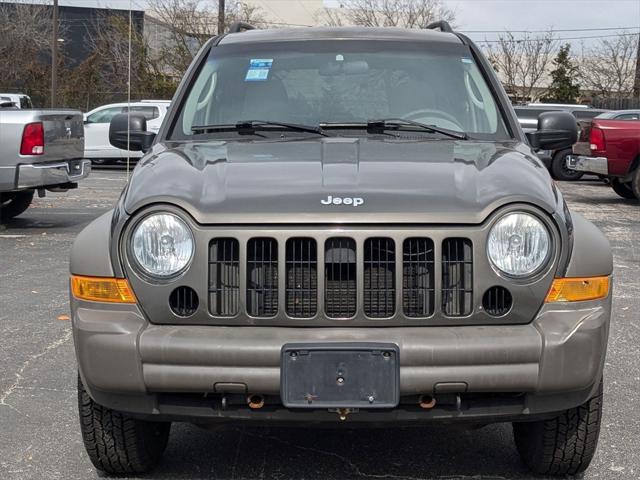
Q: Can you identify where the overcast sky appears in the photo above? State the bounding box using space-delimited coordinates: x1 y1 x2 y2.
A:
45 0 640 48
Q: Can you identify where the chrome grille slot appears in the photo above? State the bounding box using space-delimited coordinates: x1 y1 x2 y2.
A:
364 237 395 318
442 238 473 317
325 238 357 318
403 238 435 317
208 238 240 316
286 238 318 318
246 238 278 317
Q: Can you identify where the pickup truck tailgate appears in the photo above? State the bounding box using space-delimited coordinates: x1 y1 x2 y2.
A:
0 109 84 165
572 120 592 157
0 109 88 192
35 111 84 162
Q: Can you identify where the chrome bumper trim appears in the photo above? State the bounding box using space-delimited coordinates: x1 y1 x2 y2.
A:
566 155 608 175
17 159 91 189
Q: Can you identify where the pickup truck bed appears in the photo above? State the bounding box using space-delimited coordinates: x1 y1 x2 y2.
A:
0 109 90 221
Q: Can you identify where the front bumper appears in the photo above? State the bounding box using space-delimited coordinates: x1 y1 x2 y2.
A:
73 295 610 423
567 155 609 175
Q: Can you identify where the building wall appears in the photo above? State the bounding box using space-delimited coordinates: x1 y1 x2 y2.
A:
0 2 145 68
244 0 326 27
59 6 145 67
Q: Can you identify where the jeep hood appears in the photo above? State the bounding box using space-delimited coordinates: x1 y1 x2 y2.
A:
123 138 559 224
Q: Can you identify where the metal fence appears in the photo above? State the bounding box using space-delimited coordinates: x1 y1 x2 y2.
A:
591 97 640 110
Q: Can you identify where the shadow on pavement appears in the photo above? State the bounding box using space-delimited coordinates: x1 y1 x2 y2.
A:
144 423 535 479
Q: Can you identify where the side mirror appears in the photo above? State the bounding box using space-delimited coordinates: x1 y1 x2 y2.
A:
109 113 156 152
526 111 578 150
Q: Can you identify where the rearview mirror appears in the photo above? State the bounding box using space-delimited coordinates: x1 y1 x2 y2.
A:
319 60 369 76
109 113 156 152
526 111 578 150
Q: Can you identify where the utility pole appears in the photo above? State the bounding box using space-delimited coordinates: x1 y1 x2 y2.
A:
634 33 640 98
217 0 225 35
51 0 58 108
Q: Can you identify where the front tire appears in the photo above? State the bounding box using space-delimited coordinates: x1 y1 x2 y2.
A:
611 178 636 200
513 379 603 476
90 158 112 166
0 190 34 222
78 375 171 475
551 149 584 181
630 167 640 200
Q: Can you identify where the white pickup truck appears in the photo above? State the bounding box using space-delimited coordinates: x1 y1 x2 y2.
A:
0 107 90 222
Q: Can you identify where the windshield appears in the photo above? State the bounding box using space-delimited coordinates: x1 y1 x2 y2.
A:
171 40 508 140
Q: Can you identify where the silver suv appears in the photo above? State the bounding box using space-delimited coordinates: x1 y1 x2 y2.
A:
70 22 612 477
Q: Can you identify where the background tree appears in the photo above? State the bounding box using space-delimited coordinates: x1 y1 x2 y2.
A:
543 43 580 103
0 3 53 105
59 13 177 110
319 0 455 29
485 30 557 103
147 0 265 76
580 33 638 98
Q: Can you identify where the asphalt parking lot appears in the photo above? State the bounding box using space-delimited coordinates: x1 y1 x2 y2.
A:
1 170 638 480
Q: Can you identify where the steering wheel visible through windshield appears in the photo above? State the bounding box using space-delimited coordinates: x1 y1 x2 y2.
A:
171 40 508 140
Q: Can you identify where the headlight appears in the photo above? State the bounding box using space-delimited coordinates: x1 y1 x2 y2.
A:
487 212 551 277
131 213 194 278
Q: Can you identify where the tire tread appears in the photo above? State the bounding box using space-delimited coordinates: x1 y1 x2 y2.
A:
78 375 170 475
514 380 603 476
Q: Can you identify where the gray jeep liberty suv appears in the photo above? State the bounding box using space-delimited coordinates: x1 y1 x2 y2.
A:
70 22 613 477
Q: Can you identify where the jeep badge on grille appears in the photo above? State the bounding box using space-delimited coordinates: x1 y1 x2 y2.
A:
321 195 364 206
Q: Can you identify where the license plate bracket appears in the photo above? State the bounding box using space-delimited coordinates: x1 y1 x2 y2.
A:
280 343 399 409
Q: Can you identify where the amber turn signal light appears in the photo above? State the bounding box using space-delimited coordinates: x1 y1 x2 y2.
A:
545 276 610 303
71 275 136 303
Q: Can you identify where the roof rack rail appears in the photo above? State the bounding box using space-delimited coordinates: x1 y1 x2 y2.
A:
228 22 256 33
425 20 453 33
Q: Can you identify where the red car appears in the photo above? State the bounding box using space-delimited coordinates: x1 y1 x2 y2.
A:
570 111 640 200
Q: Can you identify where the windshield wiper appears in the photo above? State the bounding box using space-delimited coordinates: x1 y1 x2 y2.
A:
319 118 467 140
191 120 330 137
367 118 468 140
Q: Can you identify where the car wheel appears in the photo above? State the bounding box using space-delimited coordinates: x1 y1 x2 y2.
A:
611 178 637 200
0 190 34 222
78 374 171 475
631 167 640 200
551 149 584 181
513 379 603 476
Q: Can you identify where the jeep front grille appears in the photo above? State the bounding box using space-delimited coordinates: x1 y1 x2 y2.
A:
285 238 318 318
325 237 357 318
246 238 278 317
208 238 240 316
402 238 435 317
364 238 396 318
441 238 473 317
207 235 475 320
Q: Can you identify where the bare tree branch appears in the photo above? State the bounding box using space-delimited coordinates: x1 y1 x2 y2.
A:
580 34 638 97
0 3 53 93
485 30 557 103
146 0 265 75
318 0 455 29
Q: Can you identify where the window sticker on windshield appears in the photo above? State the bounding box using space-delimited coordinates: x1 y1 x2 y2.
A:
461 57 473 64
245 58 273 81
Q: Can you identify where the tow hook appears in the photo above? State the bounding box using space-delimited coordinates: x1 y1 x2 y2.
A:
419 395 437 409
247 394 265 409
334 408 356 421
